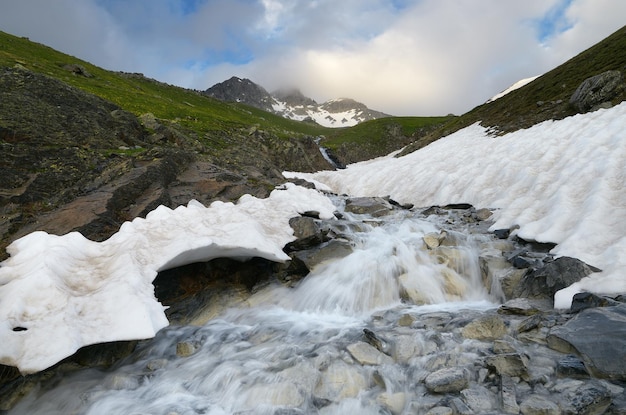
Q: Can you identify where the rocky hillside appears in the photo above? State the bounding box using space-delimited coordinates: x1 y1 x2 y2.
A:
205 76 391 127
0 33 337 260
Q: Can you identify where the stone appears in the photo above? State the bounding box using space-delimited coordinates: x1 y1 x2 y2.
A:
559 380 612 415
424 367 470 393
175 341 199 357
314 360 368 401
499 298 550 315
425 407 453 415
461 314 507 340
450 397 474 415
494 228 511 239
475 208 493 220
501 376 520 414
397 313 416 327
346 341 393 366
460 385 496 412
485 353 529 378
245 382 305 408
570 70 624 113
570 292 620 313
285 216 326 250
517 313 544 333
423 232 445 249
520 394 561 415
556 355 589 379
344 196 394 217
291 239 353 272
363 328 391 354
377 392 407 415
547 304 626 380
515 257 598 300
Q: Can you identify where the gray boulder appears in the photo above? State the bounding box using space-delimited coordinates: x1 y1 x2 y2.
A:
515 257 599 300
570 70 624 113
547 304 626 380
424 367 470 393
344 196 394 217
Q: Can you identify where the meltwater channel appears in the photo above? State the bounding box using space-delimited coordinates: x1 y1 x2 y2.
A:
9 196 504 415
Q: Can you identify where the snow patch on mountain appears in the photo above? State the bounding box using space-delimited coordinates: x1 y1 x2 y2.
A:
205 77 390 127
487 75 540 102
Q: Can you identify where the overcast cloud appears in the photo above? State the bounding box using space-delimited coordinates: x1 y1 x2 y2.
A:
0 0 624 115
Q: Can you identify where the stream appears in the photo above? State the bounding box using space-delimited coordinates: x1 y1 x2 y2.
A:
8 195 605 415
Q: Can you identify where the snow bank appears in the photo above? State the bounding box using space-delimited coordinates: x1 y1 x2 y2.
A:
288 103 626 309
0 184 336 374
487 75 539 102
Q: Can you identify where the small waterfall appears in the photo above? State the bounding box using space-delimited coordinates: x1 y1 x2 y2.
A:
8 198 504 415
314 136 344 169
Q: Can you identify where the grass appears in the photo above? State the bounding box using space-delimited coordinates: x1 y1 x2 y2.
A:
0 31 330 143
322 116 454 151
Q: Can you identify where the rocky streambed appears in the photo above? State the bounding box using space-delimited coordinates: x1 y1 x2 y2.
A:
3 194 626 414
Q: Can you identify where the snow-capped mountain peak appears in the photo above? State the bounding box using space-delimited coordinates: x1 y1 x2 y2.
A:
204 77 390 127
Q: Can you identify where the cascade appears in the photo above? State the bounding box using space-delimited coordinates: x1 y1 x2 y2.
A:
7 196 506 415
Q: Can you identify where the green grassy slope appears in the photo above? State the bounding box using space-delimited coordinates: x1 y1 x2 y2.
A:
322 116 454 151
0 31 329 142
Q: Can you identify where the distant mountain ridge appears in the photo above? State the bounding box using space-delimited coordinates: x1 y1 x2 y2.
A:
204 76 391 127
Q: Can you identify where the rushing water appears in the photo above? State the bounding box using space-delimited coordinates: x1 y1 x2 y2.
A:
9 200 504 415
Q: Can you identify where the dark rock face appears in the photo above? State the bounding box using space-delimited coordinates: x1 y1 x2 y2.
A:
0 67 333 257
514 256 599 300
204 76 275 112
272 87 317 107
570 70 624 113
547 304 626 380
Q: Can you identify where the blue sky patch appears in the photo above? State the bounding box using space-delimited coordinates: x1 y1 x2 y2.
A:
534 0 575 43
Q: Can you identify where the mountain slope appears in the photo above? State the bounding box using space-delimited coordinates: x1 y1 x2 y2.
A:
205 76 391 127
433 25 626 138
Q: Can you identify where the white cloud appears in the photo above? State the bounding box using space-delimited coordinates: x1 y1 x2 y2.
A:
0 0 624 115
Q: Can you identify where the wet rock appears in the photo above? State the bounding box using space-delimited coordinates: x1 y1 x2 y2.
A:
494 228 511 239
397 313 416 327
499 298 551 315
570 292 620 313
556 355 589 379
423 231 446 249
424 367 470 393
176 341 199 357
344 196 394 217
314 360 368 401
377 392 406 415
475 208 493 221
461 385 496 412
547 304 626 380
570 70 624 113
461 314 507 341
515 257 598 300
425 407 453 415
245 382 305 408
285 216 326 250
450 397 474 415
485 353 529 378
520 394 561 415
557 380 612 415
363 328 391 354
105 373 141 390
290 239 353 272
517 313 544 333
501 375 521 414
346 341 393 365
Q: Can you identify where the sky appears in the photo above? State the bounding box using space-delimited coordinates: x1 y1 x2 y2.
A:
0 0 625 115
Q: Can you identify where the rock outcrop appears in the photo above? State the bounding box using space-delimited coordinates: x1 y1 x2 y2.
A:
570 70 624 113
